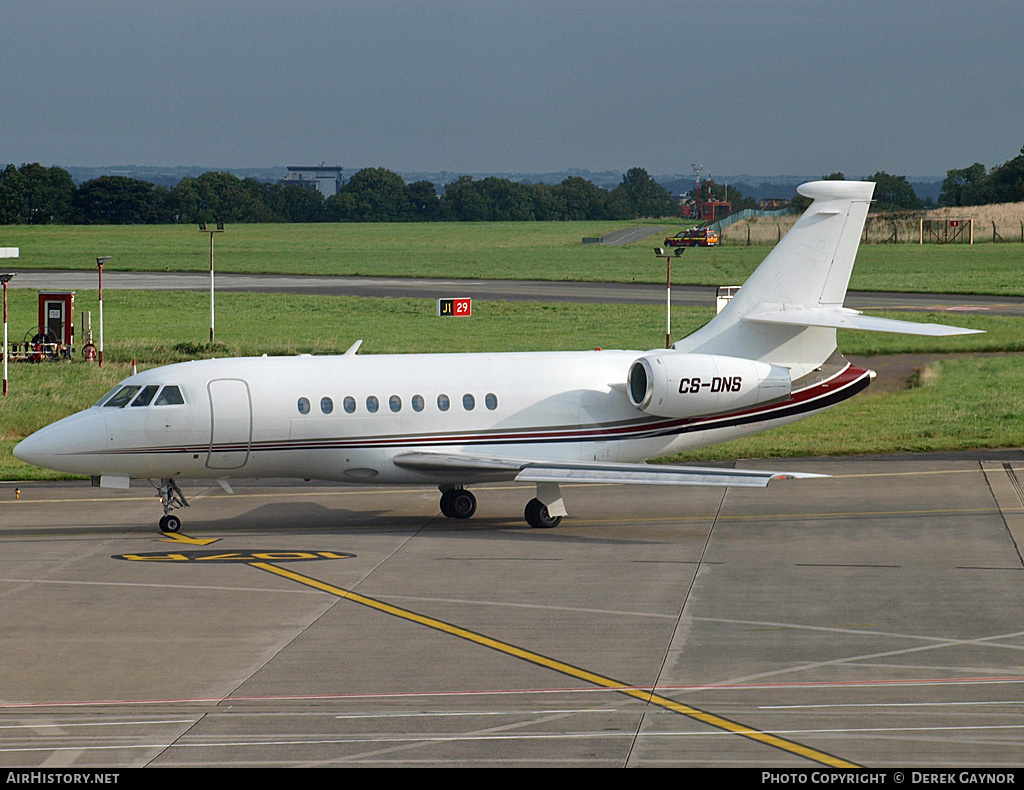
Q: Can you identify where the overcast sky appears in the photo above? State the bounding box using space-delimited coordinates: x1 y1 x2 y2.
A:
1 0 1020 177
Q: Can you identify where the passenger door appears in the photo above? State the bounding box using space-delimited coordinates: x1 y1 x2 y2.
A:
207 378 252 469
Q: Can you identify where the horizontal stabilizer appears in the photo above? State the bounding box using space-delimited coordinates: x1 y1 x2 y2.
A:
746 307 984 337
393 451 825 488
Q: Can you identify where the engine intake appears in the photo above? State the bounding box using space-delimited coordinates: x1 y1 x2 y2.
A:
627 353 791 419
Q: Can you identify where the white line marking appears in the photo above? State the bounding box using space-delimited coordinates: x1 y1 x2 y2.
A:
761 701 1024 710
0 719 196 730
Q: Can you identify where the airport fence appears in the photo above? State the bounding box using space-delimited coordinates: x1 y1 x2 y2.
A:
716 209 1024 245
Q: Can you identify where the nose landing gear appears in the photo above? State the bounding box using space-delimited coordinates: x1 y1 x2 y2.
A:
159 513 182 533
156 478 189 533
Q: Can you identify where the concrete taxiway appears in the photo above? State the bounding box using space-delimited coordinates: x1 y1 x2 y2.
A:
10 269 1024 315
1 454 1023 768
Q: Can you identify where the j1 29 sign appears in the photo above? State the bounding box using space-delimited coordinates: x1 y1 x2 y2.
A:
437 298 472 317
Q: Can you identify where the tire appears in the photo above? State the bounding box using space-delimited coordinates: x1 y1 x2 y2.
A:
439 489 456 517
450 490 476 519
159 514 181 533
440 488 476 519
524 498 561 529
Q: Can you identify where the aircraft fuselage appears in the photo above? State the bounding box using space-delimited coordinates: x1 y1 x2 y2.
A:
13 350 870 486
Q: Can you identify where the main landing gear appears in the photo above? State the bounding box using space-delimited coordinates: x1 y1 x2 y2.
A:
438 483 566 529
439 486 477 519
524 497 561 529
156 478 189 533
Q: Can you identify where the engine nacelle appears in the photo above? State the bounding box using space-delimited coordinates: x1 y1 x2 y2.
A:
627 353 791 418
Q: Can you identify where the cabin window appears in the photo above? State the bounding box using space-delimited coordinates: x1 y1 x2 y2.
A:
366 396 379 413
154 386 185 406
343 396 356 413
437 394 450 412
321 397 334 414
131 385 159 407
297 397 310 415
411 394 424 412
389 395 402 413
103 386 141 408
463 394 475 411
485 393 498 410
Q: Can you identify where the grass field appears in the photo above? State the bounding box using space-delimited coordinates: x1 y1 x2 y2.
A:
4 222 1024 295
681 354 1024 461
1 289 1019 479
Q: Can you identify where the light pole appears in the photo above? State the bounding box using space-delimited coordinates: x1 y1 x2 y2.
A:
96 257 110 367
2 273 14 395
654 247 682 348
199 220 224 343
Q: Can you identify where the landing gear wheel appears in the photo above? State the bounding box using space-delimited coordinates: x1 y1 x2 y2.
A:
439 489 455 518
159 514 181 533
525 498 561 529
450 490 476 519
440 488 476 519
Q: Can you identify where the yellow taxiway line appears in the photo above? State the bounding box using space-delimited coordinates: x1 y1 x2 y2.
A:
250 560 860 768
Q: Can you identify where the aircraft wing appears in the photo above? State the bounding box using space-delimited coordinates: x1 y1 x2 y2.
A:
392 451 825 488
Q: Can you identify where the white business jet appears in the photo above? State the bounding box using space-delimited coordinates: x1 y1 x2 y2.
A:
14 181 980 532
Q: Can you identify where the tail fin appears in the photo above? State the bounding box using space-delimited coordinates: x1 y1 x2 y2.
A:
674 180 979 378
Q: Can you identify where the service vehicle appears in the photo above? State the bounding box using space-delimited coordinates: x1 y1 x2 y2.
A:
664 227 720 247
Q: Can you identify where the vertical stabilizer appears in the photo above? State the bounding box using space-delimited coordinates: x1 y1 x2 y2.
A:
673 181 874 378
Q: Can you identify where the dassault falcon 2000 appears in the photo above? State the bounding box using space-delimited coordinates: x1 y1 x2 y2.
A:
14 181 980 532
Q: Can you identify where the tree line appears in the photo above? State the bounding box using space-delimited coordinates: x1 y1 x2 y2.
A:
869 145 1024 211
0 164 678 225
788 171 930 213
3 146 1022 226
938 146 1024 207
788 146 1024 214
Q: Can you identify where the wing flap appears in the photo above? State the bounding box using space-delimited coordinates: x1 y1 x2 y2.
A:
392 451 825 488
515 462 823 488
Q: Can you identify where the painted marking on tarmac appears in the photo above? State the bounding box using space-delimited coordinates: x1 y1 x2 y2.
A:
115 550 354 563
248 559 859 768
6 723 1024 758
4 673 1022 711
762 700 1024 710
159 532 221 546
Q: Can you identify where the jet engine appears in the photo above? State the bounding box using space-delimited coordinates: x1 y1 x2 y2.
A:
627 353 791 419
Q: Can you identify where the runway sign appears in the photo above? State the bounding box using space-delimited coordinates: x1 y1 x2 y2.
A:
438 297 472 317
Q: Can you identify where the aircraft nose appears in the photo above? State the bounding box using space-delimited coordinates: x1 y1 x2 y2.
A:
12 431 50 469
13 410 108 474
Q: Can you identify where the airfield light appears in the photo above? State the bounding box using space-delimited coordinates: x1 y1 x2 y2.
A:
200 220 225 343
96 257 110 368
2 273 14 395
654 247 678 348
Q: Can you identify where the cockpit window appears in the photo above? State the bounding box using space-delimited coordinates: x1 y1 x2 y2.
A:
154 386 185 406
103 386 141 408
94 385 122 407
131 385 160 407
